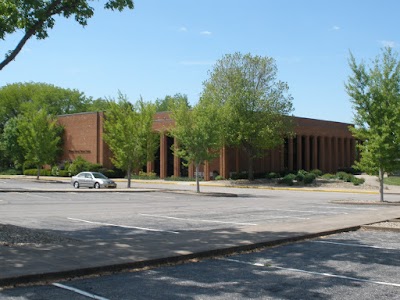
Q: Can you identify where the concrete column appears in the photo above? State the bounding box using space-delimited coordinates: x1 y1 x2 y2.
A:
219 146 228 179
297 135 302 170
333 137 339 172
288 137 294 171
204 161 210 181
340 137 345 168
312 136 318 170
159 133 167 179
146 161 154 173
188 163 194 178
326 137 332 173
305 135 310 171
173 138 180 177
319 136 325 172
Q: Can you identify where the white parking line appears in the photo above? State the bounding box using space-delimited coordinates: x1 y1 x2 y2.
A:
221 258 400 288
53 283 110 300
265 208 348 215
309 205 378 211
312 240 398 250
139 213 258 226
67 217 180 234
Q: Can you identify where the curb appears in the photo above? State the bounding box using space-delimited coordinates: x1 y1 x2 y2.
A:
0 225 360 289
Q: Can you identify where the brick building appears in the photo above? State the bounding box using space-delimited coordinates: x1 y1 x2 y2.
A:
58 111 356 180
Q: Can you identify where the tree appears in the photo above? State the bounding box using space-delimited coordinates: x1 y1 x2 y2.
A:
17 108 63 179
170 97 223 193
0 0 134 71
346 47 400 202
0 117 25 170
201 52 294 180
155 94 190 112
103 93 157 188
0 82 92 130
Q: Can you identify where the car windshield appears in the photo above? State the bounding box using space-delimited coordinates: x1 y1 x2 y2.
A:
92 172 108 179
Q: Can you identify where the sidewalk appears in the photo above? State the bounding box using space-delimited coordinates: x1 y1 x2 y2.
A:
1 177 400 288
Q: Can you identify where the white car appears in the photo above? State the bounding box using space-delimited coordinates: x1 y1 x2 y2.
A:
71 172 117 189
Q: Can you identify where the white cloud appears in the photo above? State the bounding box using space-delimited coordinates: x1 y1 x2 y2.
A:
379 40 397 48
200 31 212 36
332 25 340 31
179 26 188 32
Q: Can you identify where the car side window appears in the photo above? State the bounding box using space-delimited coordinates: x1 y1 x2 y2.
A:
78 173 85 178
85 174 92 179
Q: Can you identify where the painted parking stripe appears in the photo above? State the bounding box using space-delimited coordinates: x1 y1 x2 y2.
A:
67 217 179 234
221 258 400 288
53 283 110 300
265 208 348 215
312 240 398 250
139 213 258 226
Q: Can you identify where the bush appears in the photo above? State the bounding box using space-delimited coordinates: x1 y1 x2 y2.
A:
165 176 197 181
310 169 323 177
336 171 348 180
230 172 248 180
351 177 365 186
58 170 70 177
304 173 316 184
215 175 225 180
321 173 336 180
266 172 280 179
23 169 52 176
295 171 306 182
0 169 22 175
279 173 296 186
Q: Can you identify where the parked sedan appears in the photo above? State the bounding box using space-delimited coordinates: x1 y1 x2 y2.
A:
71 172 117 189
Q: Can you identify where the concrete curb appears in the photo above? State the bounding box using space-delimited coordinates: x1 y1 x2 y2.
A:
0 225 360 289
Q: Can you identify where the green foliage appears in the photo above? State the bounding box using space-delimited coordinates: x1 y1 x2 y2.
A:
230 172 249 180
155 94 190 112
0 169 22 175
303 173 316 184
279 173 296 186
351 177 365 186
103 93 157 187
165 176 198 182
266 172 280 179
0 0 134 70
23 168 51 176
214 175 225 180
201 52 294 180
0 117 25 169
310 169 323 177
346 47 400 200
169 93 223 192
295 172 305 182
321 173 337 180
68 156 102 175
17 108 62 179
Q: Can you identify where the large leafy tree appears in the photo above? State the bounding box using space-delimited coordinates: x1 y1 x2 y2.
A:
155 93 190 112
170 97 222 193
0 0 134 70
0 117 25 169
103 93 157 188
17 107 63 179
202 52 294 180
0 82 92 130
346 47 400 202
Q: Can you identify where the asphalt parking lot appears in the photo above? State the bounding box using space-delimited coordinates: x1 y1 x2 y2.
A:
1 229 399 300
1 178 400 299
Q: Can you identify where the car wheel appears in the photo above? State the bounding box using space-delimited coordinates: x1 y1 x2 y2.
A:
73 181 80 189
94 182 100 189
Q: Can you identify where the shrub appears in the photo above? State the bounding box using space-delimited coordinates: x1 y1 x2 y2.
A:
295 171 306 182
351 177 365 186
321 173 336 180
266 172 280 179
279 173 296 186
310 169 323 177
58 170 70 177
336 171 348 180
304 173 316 184
230 172 248 180
215 175 225 180
23 169 52 176
138 171 158 179
0 169 22 175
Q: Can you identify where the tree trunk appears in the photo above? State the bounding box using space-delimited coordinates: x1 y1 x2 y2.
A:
127 165 132 188
36 165 40 180
379 167 384 202
195 164 200 193
248 155 254 181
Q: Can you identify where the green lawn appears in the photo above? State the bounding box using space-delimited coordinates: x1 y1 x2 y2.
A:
384 176 400 186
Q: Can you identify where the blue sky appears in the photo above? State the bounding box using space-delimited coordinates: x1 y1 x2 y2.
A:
1 0 399 123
